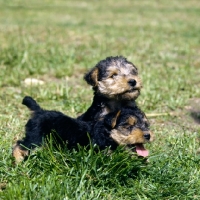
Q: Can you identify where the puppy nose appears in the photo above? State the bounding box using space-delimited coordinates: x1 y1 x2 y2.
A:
128 79 137 87
144 133 150 140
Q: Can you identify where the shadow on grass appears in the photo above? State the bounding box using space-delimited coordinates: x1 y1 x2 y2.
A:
189 98 200 124
190 111 200 124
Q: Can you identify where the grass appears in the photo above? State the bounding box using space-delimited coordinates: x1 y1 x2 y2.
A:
0 0 200 199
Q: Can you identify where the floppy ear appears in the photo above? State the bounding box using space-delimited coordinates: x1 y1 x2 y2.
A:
104 110 121 129
84 67 98 86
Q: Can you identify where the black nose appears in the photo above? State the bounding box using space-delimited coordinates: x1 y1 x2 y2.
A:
128 79 137 87
144 133 150 140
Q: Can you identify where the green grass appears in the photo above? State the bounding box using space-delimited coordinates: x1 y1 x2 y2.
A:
0 0 200 199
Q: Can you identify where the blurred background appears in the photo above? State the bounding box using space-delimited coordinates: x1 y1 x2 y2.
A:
0 0 199 113
0 0 200 198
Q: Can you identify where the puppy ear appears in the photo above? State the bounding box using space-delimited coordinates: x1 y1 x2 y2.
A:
111 110 121 128
84 67 98 86
104 110 121 129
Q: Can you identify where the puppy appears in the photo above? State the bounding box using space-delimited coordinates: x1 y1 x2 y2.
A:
13 97 152 163
78 56 143 124
91 107 153 157
12 96 90 163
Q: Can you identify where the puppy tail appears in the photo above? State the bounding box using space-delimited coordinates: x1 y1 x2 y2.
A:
22 96 41 111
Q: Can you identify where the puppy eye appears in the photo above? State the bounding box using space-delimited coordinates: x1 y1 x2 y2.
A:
110 73 117 78
131 70 137 75
127 126 132 131
123 124 132 131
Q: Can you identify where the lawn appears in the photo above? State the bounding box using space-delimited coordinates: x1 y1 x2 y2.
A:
0 0 200 199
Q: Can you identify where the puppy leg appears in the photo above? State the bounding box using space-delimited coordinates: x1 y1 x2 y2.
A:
12 135 43 163
12 143 29 164
13 120 44 163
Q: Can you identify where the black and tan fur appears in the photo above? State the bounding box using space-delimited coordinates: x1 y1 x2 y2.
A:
13 56 153 163
13 97 153 163
78 56 143 124
91 107 153 157
13 96 90 163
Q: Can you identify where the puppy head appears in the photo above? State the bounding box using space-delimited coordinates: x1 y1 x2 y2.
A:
84 56 142 100
105 109 153 157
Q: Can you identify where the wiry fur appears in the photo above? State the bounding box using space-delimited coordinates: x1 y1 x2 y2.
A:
13 97 153 163
91 107 153 156
13 96 90 163
12 56 153 163
78 56 142 124
79 55 152 155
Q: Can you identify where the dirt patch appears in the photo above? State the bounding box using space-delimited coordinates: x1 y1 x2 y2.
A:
187 98 200 125
174 98 200 133
149 98 200 136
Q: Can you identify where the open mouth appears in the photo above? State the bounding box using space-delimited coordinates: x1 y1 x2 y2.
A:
135 144 149 157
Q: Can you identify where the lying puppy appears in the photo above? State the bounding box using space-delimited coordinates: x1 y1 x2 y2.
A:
13 97 153 163
91 107 153 157
12 96 90 163
78 56 143 124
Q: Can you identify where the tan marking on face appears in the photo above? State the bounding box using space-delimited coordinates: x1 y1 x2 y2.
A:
107 64 137 76
107 67 119 77
97 65 142 100
12 144 29 163
110 128 149 145
119 90 141 100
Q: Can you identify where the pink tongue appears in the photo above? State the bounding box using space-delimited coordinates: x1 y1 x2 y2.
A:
135 144 149 157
